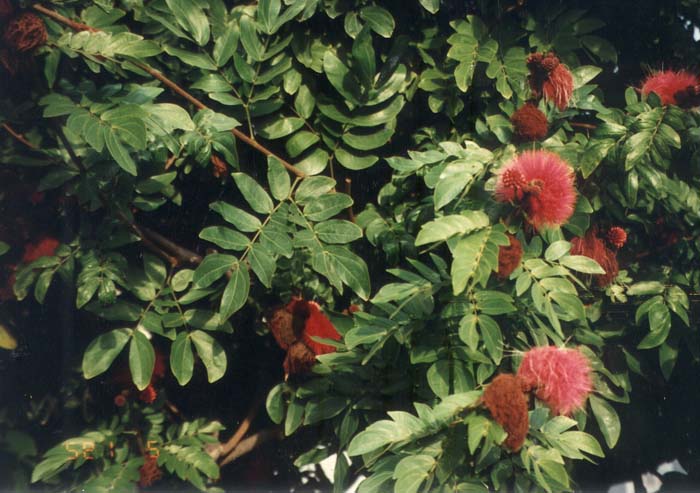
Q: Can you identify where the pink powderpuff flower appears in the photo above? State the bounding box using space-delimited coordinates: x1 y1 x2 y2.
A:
571 228 619 287
517 346 593 416
494 150 577 230
641 70 700 107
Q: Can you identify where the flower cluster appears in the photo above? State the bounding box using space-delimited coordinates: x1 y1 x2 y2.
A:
138 456 162 488
21 236 59 264
0 5 46 76
517 345 593 416
494 150 577 230
113 350 168 405
510 103 548 141
571 226 625 287
268 297 341 377
482 374 529 451
527 52 574 110
641 70 700 108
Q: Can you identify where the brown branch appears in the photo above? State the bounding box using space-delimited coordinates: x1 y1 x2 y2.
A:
570 122 598 130
164 154 177 170
2 123 37 150
32 4 98 32
219 428 282 467
141 226 203 265
213 391 265 462
32 4 305 178
344 178 356 223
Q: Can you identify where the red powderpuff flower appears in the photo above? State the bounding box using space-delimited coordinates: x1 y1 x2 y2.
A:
3 12 47 52
606 226 627 249
511 103 548 141
641 70 700 107
517 346 593 416
482 374 529 451
494 150 577 230
138 456 162 488
287 298 341 356
527 52 574 110
268 306 297 350
22 237 59 264
571 228 619 287
497 234 523 279
283 341 317 377
138 384 157 404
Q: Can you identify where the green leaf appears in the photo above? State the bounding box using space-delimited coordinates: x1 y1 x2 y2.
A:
257 0 281 34
210 201 262 232
199 226 250 251
335 147 379 170
303 193 353 221
248 245 276 288
82 329 130 379
419 0 440 13
589 395 620 448
219 261 249 320
190 330 227 382
240 15 265 61
163 45 217 70
267 156 291 200
451 226 507 294
129 330 155 391
359 6 395 38
427 360 450 397
285 398 304 436
434 159 484 210
314 220 362 244
560 255 605 274
170 332 195 385
393 455 435 493
627 281 665 296
192 254 236 288
352 27 376 89
213 23 238 66
323 52 361 104
232 173 274 214
266 384 285 424
415 212 489 246
545 241 571 262
105 130 137 175
257 117 305 139
166 0 210 46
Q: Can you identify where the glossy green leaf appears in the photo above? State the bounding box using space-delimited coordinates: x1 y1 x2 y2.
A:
82 329 131 379
232 173 274 214
190 330 227 382
170 332 194 385
129 330 155 391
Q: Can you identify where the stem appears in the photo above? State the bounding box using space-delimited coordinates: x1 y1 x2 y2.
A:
219 428 282 467
2 123 37 149
212 391 264 462
32 4 98 32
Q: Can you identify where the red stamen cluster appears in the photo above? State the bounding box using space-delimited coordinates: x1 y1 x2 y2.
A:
21 236 59 264
497 234 523 279
527 52 574 110
268 297 342 377
606 226 627 249
138 456 162 488
482 374 529 451
517 346 593 416
641 70 700 108
495 150 577 231
510 103 548 141
571 228 619 287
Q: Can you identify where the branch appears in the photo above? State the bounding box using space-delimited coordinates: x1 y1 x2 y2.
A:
219 428 283 467
33 4 305 178
140 226 203 265
210 391 264 462
2 123 37 150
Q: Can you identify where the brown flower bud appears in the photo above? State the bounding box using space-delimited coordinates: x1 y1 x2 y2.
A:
510 103 548 141
3 12 47 52
283 341 316 377
210 155 228 178
268 307 296 350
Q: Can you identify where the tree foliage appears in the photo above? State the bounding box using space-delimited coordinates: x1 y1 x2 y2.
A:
1 0 699 492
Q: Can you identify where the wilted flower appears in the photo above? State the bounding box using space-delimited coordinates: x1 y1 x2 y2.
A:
606 226 627 249
22 237 59 264
497 234 523 279
138 384 157 404
270 297 342 377
138 456 162 488
3 12 47 52
511 103 548 141
482 374 529 451
641 70 700 107
571 228 619 287
494 150 577 230
517 346 593 416
210 155 228 179
527 52 574 110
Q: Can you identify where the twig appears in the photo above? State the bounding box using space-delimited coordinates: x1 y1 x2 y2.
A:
164 154 177 170
2 123 37 149
219 428 282 467
209 391 264 460
141 226 203 265
570 122 597 130
32 4 98 32
345 178 356 223
32 4 305 178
